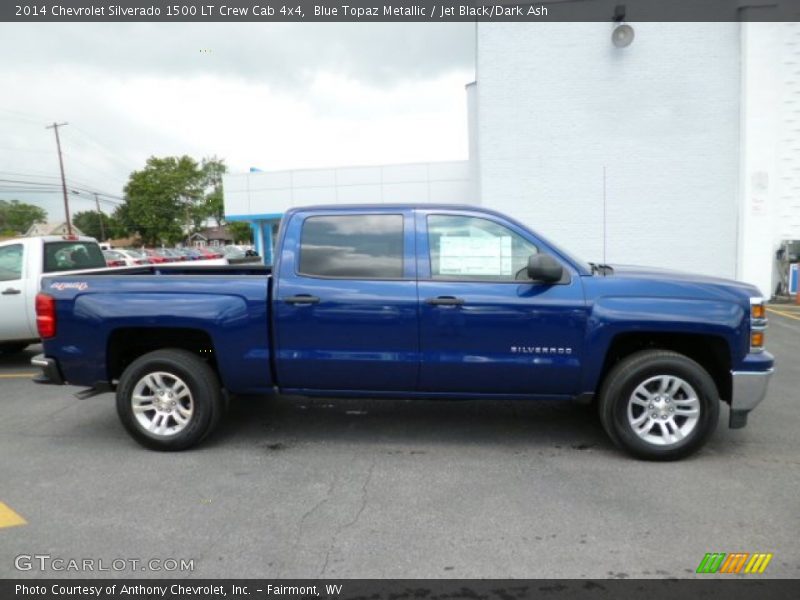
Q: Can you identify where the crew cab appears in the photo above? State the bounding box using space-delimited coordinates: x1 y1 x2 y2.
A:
31 205 774 460
0 235 106 353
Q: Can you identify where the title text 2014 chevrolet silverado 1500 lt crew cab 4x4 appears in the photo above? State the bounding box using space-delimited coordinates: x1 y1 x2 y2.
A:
31 205 774 460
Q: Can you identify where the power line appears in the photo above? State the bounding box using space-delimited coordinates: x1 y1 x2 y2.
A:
0 175 125 203
0 146 57 154
0 170 61 180
63 125 139 174
0 108 47 125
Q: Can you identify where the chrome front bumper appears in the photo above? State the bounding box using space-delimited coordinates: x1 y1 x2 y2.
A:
729 368 774 428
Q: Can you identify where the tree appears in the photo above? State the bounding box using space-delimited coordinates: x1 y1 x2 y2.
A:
72 210 119 241
122 156 205 246
228 222 253 244
200 157 227 227
0 199 47 236
198 157 254 243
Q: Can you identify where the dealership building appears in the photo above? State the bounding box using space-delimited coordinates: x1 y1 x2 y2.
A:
224 21 797 297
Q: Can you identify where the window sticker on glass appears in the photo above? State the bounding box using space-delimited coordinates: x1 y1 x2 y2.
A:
439 236 513 276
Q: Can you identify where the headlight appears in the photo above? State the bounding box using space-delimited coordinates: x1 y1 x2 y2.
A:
751 302 766 320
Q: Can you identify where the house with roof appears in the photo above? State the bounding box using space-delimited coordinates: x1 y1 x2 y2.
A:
24 221 86 237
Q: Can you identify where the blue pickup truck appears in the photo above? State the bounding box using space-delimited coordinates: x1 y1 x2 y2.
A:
32 205 774 460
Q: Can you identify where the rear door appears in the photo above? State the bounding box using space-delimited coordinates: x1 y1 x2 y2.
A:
416 210 587 396
273 209 419 392
0 242 36 341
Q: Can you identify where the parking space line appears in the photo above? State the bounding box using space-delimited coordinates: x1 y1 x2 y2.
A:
0 372 36 379
767 307 800 321
0 502 26 529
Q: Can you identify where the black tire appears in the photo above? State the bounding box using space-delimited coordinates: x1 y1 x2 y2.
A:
598 350 720 461
0 343 29 355
116 349 223 451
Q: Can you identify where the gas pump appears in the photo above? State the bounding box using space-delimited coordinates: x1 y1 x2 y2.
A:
775 240 800 299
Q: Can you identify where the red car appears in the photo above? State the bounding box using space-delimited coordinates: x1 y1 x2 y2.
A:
193 247 224 260
102 250 128 268
141 248 169 264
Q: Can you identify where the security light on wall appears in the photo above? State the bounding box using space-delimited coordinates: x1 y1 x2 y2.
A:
612 4 634 48
612 24 635 47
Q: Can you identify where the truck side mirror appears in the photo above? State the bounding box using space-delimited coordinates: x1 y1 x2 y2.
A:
527 254 563 283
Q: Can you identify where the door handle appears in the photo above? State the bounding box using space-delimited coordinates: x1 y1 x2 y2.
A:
425 296 465 306
1 288 21 296
283 294 321 305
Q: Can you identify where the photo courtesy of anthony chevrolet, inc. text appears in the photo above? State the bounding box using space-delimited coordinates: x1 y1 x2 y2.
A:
0 0 799 598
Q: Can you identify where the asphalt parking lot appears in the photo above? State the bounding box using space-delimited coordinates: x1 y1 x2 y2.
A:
1 309 799 580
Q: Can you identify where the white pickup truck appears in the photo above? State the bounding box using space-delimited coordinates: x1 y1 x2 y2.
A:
0 235 106 354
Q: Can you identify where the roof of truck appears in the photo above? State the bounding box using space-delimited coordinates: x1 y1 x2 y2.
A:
0 235 98 246
289 203 482 211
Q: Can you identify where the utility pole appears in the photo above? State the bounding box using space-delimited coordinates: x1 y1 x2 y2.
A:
46 122 72 235
93 193 106 241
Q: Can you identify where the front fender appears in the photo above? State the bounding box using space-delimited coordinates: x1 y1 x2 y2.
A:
581 296 746 393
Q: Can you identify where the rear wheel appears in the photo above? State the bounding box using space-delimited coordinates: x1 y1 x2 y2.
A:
116 349 223 451
599 350 719 461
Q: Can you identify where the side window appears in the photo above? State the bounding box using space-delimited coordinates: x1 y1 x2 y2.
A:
427 215 538 281
0 244 23 282
299 214 404 279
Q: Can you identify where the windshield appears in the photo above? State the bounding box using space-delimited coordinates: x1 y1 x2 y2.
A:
44 241 107 273
542 235 592 274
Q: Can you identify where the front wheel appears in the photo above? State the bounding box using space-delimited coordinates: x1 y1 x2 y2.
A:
116 349 223 451
598 350 720 461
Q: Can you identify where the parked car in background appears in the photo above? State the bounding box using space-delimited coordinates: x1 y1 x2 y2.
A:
223 245 261 264
154 248 186 262
0 234 106 353
176 248 202 261
194 246 224 260
222 245 246 260
102 250 128 268
114 249 150 266
141 248 169 264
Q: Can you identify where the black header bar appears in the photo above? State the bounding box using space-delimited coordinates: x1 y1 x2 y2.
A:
2 0 799 22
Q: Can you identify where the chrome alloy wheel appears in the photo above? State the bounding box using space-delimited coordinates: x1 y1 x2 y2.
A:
627 375 700 446
131 371 194 437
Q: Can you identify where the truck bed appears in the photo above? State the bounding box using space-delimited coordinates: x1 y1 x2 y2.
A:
40 266 274 395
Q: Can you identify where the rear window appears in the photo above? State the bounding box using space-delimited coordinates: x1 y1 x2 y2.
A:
298 214 404 279
44 241 107 273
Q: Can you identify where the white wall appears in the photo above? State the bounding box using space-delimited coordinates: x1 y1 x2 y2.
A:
477 23 741 279
738 22 782 296
223 160 474 218
758 21 800 297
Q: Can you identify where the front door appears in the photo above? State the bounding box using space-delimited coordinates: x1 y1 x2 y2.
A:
273 210 419 392
0 243 35 341
416 211 587 396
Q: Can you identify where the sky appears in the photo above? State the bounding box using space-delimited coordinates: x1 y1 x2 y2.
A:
0 23 475 221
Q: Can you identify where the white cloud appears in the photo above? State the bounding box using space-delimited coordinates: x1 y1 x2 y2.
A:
0 23 474 221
